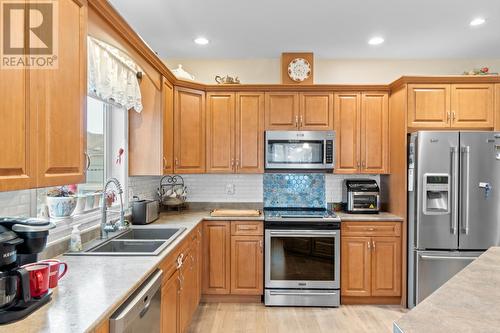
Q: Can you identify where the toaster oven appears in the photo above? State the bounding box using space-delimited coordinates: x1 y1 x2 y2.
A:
343 179 380 213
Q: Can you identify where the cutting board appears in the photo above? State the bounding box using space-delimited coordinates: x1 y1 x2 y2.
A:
210 209 261 217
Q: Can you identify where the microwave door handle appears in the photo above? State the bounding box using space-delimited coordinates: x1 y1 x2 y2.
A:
323 141 327 165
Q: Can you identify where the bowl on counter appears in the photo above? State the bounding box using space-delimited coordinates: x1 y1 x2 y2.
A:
46 196 77 218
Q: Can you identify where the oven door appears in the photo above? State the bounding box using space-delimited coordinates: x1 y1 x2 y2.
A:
265 229 340 289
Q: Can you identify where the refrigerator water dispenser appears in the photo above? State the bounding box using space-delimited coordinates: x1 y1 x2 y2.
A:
423 174 450 215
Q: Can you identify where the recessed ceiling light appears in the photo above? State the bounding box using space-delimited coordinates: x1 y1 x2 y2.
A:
470 17 486 26
194 37 209 45
368 36 385 45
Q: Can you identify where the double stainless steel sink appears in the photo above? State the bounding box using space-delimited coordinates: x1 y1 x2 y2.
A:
66 226 186 256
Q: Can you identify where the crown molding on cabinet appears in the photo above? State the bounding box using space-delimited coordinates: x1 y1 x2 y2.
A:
90 1 500 93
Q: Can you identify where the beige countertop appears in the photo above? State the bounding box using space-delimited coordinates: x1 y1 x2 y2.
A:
2 211 210 333
3 209 401 332
337 211 404 222
393 247 500 333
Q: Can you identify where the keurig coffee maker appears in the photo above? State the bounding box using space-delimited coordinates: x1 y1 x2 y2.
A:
0 217 55 324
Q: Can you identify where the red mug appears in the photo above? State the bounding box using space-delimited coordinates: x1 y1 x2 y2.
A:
22 263 50 298
41 259 68 288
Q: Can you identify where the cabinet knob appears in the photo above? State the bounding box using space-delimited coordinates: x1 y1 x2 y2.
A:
299 115 303 128
367 241 371 250
452 111 456 122
175 158 179 166
372 240 376 250
295 115 299 128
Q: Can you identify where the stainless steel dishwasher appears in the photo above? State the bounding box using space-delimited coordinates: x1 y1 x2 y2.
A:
110 269 163 333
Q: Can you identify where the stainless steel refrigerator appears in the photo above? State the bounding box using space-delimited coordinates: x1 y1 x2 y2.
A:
408 131 500 307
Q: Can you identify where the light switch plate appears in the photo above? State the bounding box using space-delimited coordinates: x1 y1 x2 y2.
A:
225 183 235 195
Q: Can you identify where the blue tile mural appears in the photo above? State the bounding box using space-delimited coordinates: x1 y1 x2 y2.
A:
263 173 326 208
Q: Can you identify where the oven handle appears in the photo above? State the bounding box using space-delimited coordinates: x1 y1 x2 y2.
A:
269 291 338 296
268 230 338 237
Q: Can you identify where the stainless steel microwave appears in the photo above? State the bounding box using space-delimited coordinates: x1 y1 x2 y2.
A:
265 131 335 170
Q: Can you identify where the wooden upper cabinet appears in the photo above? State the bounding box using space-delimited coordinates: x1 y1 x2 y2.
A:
202 221 231 295
0 68 35 191
341 237 371 297
451 84 494 128
408 84 450 128
162 79 174 174
174 87 206 173
32 0 87 187
230 235 263 295
206 93 235 173
334 93 360 173
265 92 299 129
496 84 500 131
371 237 401 297
360 93 389 173
299 93 334 130
235 93 265 173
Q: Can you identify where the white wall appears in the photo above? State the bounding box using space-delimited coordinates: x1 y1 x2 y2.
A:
164 58 500 84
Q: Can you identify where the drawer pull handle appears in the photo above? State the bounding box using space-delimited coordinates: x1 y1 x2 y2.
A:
239 226 257 230
367 228 375 231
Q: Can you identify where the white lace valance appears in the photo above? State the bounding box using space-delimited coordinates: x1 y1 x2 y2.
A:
88 36 143 112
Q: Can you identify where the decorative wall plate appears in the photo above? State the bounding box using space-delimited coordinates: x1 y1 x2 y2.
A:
287 58 311 82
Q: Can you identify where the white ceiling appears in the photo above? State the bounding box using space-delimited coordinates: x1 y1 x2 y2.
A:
109 0 500 59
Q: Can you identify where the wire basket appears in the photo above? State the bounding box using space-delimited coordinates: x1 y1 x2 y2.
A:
158 175 187 211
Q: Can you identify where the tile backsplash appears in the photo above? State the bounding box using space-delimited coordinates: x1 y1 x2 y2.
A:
128 174 379 204
263 173 326 208
0 190 33 216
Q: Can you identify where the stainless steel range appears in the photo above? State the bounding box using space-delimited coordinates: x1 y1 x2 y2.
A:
264 208 341 307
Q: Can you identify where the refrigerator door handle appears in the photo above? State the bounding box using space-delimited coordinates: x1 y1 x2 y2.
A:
461 146 470 234
450 146 458 235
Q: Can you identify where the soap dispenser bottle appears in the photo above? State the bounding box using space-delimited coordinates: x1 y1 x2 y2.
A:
69 224 82 252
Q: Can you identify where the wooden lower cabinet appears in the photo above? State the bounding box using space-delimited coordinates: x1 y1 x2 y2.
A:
371 237 401 297
230 236 263 295
161 270 180 333
94 320 110 333
202 222 231 294
341 237 371 297
179 252 194 333
341 222 401 304
160 227 201 333
203 221 263 299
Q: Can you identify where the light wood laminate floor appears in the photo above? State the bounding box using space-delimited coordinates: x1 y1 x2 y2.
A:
188 303 407 333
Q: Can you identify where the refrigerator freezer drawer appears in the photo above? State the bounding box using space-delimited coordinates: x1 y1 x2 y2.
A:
415 251 482 305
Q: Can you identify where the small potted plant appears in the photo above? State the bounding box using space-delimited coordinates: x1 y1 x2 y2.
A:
46 186 77 218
